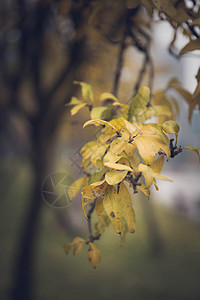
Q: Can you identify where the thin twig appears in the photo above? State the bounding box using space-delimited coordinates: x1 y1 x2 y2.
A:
87 198 101 243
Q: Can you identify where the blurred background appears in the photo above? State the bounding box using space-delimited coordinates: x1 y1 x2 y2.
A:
0 1 200 300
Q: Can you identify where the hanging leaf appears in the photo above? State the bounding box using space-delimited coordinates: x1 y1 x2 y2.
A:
118 182 136 233
103 185 123 234
88 242 101 268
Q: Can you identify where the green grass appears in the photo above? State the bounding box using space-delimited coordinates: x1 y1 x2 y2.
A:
1 162 200 300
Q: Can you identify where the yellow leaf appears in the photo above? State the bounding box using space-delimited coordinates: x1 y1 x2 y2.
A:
137 105 172 122
89 169 106 184
180 39 200 55
99 92 118 102
95 198 105 216
181 147 200 162
103 185 123 234
88 242 101 268
74 81 94 102
119 182 136 233
137 184 150 198
91 144 108 165
71 103 87 115
120 221 129 246
134 135 170 165
68 96 82 106
128 86 150 120
138 163 172 182
63 244 72 254
163 120 180 144
109 118 126 132
90 107 108 119
151 154 164 174
68 176 88 200
83 119 117 131
104 162 134 173
72 237 86 255
103 151 122 164
81 196 90 218
105 170 128 185
110 138 128 155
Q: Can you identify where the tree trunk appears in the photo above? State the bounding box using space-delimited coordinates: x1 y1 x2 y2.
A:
11 135 51 300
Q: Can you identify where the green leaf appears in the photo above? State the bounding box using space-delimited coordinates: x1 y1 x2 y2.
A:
71 103 87 115
90 107 108 119
181 147 200 162
163 120 180 144
74 81 94 102
105 170 128 185
103 185 123 234
119 182 136 233
128 86 150 120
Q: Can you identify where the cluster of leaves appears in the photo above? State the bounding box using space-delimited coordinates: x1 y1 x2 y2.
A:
64 82 200 268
